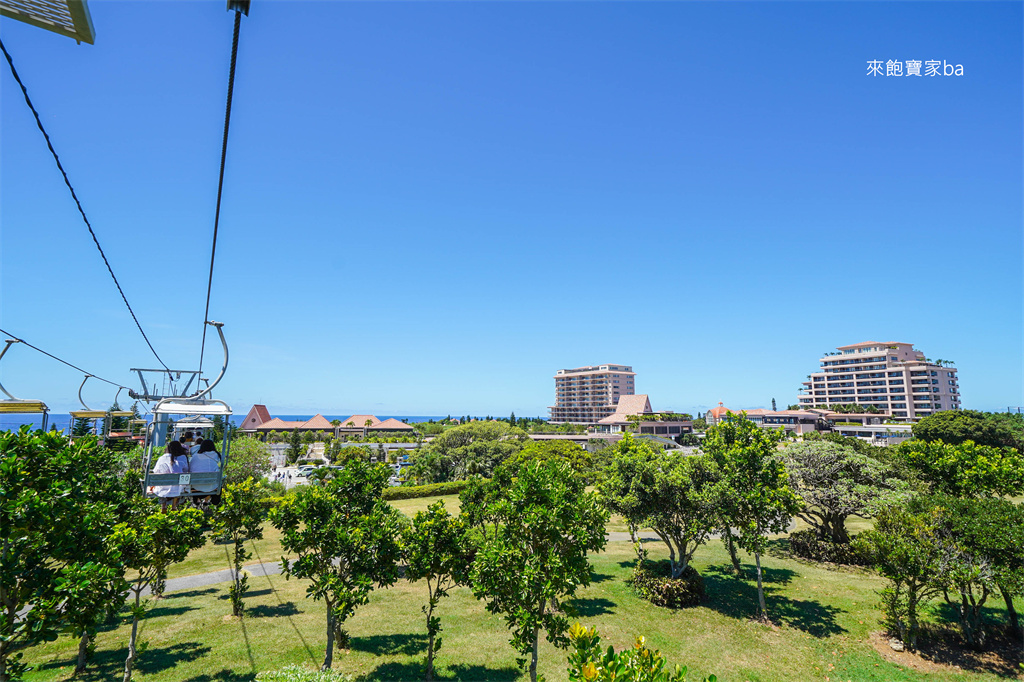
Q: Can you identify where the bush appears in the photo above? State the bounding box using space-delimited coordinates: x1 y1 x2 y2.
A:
255 665 353 681
788 529 872 565
382 479 478 501
630 561 705 608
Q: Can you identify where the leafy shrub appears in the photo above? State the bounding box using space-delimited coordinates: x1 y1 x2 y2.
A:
788 529 872 565
567 623 715 682
630 561 705 608
255 665 353 681
382 479 478 500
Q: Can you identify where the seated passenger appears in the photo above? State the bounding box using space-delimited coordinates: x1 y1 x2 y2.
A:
190 439 222 494
152 441 189 511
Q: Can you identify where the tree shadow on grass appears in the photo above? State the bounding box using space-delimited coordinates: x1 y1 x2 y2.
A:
146 603 201 619
247 601 301 618
54 641 213 680
569 597 616 617
181 670 257 682
349 632 428 656
704 562 797 587
589 570 614 583
701 565 846 638
362 661 521 681
165 587 219 599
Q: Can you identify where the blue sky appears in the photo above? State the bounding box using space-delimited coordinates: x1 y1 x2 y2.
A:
1 1 1021 419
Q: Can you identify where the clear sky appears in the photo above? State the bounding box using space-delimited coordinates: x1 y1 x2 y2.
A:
1 1 1021 419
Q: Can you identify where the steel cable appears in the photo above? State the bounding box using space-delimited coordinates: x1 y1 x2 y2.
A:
0 38 174 378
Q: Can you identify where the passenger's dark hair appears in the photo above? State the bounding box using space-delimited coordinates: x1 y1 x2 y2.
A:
183 431 194 441
198 439 218 454
168 440 187 459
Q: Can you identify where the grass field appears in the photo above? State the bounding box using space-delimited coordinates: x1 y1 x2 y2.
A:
20 495 1023 682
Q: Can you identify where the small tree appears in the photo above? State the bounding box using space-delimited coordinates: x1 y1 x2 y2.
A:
783 440 905 544
703 415 801 621
600 434 718 579
214 478 266 616
286 430 304 463
402 501 474 681
471 459 608 682
0 428 129 681
270 459 403 669
224 436 272 486
567 623 716 682
112 506 207 682
857 502 943 650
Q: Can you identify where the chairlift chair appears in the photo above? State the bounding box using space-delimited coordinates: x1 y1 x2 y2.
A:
0 339 51 430
139 321 232 499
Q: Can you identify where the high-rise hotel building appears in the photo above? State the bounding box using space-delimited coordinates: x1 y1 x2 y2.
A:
549 364 635 423
798 342 960 420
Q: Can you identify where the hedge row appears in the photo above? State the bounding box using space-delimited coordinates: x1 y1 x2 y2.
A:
382 479 479 501
788 529 872 566
630 561 705 608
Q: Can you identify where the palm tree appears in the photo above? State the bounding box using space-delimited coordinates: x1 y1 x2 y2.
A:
364 419 373 439
331 419 342 439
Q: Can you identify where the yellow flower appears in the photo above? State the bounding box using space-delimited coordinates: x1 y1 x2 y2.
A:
582 662 598 680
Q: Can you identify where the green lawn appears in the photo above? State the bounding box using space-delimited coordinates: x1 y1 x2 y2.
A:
168 496 465 580
21 520 1021 681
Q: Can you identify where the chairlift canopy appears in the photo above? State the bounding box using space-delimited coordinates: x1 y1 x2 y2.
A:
0 0 95 44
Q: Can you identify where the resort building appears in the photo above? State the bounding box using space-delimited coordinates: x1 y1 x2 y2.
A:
593 394 693 437
239 405 415 439
797 342 961 420
549 364 635 423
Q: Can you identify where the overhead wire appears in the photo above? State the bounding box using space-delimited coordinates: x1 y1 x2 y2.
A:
198 7 245 377
0 38 173 378
0 327 128 389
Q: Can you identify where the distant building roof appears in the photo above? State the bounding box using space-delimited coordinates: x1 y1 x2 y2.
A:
340 415 381 428
240 404 272 430
598 394 654 424
374 417 415 431
300 414 334 430
257 417 305 430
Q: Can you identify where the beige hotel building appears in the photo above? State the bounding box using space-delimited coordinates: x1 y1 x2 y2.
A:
549 364 635 423
798 342 961 420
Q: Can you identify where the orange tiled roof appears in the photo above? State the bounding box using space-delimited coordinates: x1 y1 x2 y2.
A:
340 415 381 428
257 417 305 430
301 414 334 430
374 418 414 430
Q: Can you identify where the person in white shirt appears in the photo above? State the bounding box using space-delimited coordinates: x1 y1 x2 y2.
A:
152 440 189 511
190 439 222 498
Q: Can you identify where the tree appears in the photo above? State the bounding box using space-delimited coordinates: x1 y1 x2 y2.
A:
896 439 1024 497
112 506 206 682
471 459 608 682
402 501 474 681
409 421 528 484
702 415 801 621
503 439 594 481
72 416 93 437
0 428 129 681
286 430 304 463
600 434 718 579
929 495 1024 649
224 436 272 486
782 440 905 544
214 478 266 616
270 459 403 669
913 410 1024 451
771 398 777 412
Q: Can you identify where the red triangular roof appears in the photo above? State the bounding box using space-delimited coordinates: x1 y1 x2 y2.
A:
301 414 333 430
374 417 414 430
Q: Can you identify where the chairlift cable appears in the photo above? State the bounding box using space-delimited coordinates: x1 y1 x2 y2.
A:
0 39 174 379
199 6 245 377
0 326 129 389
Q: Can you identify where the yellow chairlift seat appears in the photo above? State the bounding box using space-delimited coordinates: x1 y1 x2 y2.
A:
0 400 49 413
69 410 110 419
